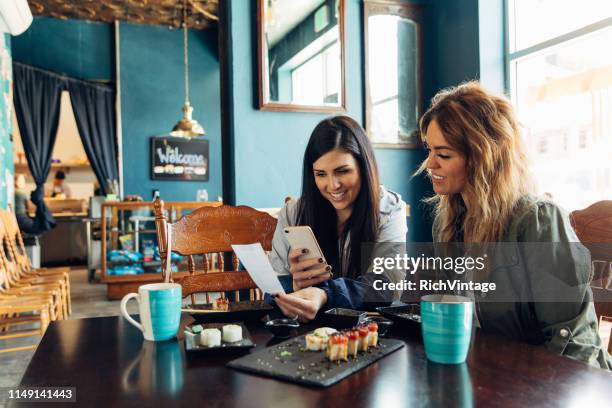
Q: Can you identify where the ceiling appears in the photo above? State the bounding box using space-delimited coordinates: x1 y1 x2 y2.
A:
28 0 219 30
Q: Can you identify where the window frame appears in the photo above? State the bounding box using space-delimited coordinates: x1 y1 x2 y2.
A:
504 1 612 96
504 0 612 209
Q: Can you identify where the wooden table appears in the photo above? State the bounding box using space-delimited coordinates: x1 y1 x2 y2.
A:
13 316 612 407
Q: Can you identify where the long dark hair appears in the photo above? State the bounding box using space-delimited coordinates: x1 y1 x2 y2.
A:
296 116 380 279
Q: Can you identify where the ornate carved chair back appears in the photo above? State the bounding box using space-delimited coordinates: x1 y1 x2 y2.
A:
570 200 612 322
153 198 278 305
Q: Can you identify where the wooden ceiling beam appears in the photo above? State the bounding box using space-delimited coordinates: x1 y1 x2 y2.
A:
29 0 219 30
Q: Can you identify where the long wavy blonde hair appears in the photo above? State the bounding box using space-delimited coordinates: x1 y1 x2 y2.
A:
418 81 534 242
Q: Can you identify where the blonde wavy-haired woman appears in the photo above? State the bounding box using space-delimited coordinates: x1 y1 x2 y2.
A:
418 81 610 369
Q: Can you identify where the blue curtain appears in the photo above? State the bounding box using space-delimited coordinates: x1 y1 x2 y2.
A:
13 62 60 232
67 80 118 195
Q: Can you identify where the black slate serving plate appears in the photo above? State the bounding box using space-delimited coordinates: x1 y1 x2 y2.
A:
184 322 255 354
376 303 421 331
182 300 274 323
227 333 405 387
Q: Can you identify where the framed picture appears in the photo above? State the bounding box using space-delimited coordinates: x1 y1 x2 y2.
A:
150 136 209 181
364 1 424 148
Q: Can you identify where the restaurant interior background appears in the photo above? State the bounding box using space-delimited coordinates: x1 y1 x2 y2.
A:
1 0 611 392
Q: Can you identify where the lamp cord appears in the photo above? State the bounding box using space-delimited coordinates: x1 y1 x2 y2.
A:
183 0 189 104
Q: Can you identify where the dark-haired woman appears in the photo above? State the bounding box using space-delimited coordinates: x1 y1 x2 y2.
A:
270 116 407 322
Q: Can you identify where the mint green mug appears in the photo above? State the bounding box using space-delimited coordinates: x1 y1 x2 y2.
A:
421 294 474 364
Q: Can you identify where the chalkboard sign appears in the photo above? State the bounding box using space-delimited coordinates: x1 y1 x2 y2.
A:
150 136 209 181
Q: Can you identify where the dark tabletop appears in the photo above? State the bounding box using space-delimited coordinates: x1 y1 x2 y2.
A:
12 315 612 408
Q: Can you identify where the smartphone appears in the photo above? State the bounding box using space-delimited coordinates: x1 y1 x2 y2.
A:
283 226 326 263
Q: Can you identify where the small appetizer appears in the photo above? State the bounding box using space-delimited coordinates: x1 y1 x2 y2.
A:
200 328 221 347
214 297 229 311
222 324 243 342
357 326 369 352
326 333 348 362
305 327 337 351
367 322 379 348
184 330 198 348
346 330 359 357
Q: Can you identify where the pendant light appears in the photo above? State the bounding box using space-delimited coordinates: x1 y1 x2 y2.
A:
170 0 205 138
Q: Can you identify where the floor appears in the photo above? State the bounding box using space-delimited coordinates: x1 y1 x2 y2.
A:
0 268 138 395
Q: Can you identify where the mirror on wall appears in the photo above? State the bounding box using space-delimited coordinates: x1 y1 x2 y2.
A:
257 0 346 112
364 1 423 148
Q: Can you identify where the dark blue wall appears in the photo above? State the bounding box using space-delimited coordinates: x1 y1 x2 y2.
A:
13 1 503 239
119 23 222 202
229 0 362 207
430 0 480 88
12 17 113 80
228 0 432 240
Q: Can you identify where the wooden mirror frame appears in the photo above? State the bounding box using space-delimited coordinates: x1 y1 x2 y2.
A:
256 0 347 113
364 0 424 149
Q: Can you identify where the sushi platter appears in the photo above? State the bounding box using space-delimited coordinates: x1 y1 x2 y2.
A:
184 322 255 354
227 324 405 387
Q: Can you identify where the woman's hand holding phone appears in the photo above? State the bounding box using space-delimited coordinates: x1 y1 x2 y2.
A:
288 248 333 291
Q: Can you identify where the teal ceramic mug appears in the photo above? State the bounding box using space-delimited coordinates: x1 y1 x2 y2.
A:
120 283 182 341
421 294 474 364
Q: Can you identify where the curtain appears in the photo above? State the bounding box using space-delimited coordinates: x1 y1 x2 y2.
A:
67 80 118 195
13 62 62 232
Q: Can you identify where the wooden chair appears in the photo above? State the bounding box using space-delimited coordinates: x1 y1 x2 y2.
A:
153 199 277 305
0 207 71 276
0 222 64 320
570 200 612 351
0 299 51 353
0 209 71 315
0 247 57 352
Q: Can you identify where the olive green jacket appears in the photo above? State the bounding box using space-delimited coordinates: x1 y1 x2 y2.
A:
433 197 612 370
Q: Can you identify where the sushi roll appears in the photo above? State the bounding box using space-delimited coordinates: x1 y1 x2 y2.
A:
222 324 243 342
346 330 359 357
305 333 326 351
367 322 379 347
305 327 337 351
357 326 369 352
326 333 348 362
200 328 221 347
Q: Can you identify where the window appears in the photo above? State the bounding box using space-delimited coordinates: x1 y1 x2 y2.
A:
291 41 340 105
507 1 612 211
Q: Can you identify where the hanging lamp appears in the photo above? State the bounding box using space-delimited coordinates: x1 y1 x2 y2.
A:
170 0 205 138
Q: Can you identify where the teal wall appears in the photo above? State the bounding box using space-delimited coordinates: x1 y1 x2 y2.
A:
227 0 432 240
12 16 113 80
225 0 504 241
430 0 480 88
10 1 504 239
0 34 13 209
11 17 223 203
119 23 222 202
